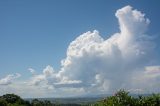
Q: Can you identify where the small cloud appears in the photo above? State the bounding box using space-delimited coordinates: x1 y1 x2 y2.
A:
28 68 36 75
43 65 55 77
0 73 21 85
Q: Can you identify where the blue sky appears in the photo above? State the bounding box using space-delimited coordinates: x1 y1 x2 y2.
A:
0 0 160 97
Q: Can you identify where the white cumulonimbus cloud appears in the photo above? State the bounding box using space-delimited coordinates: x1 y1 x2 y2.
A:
28 5 159 95
56 5 156 92
1 5 159 97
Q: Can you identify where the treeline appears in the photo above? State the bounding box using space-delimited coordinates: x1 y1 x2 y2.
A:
0 94 85 106
93 90 160 106
0 90 160 106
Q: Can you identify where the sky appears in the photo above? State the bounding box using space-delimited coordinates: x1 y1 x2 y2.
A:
0 0 160 98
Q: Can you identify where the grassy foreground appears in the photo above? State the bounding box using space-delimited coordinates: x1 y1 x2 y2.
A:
0 90 159 106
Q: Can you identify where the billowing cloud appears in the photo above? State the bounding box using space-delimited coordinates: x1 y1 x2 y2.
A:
25 5 159 95
28 5 158 94
1 5 159 97
28 65 82 88
0 73 21 85
53 5 157 93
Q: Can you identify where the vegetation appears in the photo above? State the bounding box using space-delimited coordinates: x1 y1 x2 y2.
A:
93 90 160 106
0 94 30 106
0 90 159 106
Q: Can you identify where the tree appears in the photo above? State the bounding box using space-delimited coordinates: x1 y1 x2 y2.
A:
31 99 44 106
43 100 52 106
1 94 31 106
93 90 160 106
0 98 7 106
2 94 22 104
